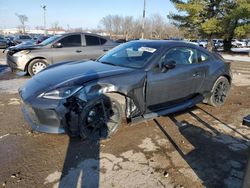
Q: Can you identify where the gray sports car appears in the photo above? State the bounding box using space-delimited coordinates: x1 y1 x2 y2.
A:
19 40 232 139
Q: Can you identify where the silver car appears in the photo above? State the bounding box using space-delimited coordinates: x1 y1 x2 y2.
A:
7 33 118 76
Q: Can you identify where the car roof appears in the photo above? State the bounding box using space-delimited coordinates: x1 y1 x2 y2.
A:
60 32 112 40
128 39 200 48
61 32 106 37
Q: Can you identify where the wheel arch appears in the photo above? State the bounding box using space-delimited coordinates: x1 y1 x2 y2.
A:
104 92 127 118
25 57 49 72
222 74 232 85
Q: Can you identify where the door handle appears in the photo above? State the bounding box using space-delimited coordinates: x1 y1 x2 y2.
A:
103 49 109 52
76 50 82 53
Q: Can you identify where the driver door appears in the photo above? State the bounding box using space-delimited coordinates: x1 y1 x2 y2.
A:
146 47 206 112
51 34 84 63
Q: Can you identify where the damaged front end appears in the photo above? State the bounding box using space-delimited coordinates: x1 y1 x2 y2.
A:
20 84 142 136
20 86 88 135
125 97 142 119
62 86 143 136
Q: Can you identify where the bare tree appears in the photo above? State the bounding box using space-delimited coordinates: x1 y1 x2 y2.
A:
50 21 63 34
15 13 28 33
121 16 134 40
112 15 123 35
100 15 114 37
35 26 44 30
99 14 184 40
150 14 165 39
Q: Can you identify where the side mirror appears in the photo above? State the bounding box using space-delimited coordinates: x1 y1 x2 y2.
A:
161 60 176 73
53 42 62 48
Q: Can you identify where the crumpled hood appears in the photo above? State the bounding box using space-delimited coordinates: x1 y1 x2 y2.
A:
21 60 134 101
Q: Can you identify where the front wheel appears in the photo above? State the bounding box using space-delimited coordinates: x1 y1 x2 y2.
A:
207 76 230 107
28 59 48 76
79 96 122 140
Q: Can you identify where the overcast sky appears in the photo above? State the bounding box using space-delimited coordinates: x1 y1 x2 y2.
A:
0 0 176 29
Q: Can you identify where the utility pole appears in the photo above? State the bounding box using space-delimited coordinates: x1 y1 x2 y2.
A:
41 5 47 35
141 0 146 39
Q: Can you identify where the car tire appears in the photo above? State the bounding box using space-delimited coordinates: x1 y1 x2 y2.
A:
28 59 48 76
207 76 230 107
79 95 122 140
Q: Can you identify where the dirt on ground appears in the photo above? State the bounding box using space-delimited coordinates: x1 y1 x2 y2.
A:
0 52 250 188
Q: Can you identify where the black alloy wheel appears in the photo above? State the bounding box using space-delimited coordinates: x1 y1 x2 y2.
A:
208 76 230 106
79 96 122 140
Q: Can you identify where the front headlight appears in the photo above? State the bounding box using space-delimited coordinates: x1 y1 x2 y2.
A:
40 86 82 100
13 50 30 57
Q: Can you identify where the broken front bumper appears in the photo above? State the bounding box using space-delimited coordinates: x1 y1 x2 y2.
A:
20 89 88 135
21 103 65 134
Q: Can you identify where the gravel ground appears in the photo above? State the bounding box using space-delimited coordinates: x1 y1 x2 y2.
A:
0 50 250 188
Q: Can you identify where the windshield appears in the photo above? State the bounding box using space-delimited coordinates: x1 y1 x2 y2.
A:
98 41 160 68
40 35 62 46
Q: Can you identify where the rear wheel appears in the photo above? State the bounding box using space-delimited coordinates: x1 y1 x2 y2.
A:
207 76 230 107
28 59 48 76
79 96 122 140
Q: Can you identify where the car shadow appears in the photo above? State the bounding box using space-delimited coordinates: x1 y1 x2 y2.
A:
58 138 101 188
154 106 250 188
58 70 112 187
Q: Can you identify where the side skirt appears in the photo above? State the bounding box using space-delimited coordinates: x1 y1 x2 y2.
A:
131 94 204 122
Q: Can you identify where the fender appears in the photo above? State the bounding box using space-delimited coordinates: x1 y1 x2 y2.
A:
78 72 147 119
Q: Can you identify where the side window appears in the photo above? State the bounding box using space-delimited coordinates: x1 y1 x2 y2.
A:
85 35 100 46
58 34 81 47
161 47 198 65
197 50 209 63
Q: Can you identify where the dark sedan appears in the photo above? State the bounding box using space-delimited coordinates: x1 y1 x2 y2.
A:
19 40 232 139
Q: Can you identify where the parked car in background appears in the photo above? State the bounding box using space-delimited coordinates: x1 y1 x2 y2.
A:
36 35 51 44
241 39 250 47
19 40 232 138
7 32 118 75
198 39 208 48
213 39 224 49
232 39 247 48
189 39 199 46
188 39 207 48
0 35 8 49
116 39 127 43
13 35 33 45
168 37 183 40
246 39 250 47
5 35 16 47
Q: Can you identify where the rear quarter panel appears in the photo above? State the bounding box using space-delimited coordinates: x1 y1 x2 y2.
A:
202 58 231 93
